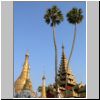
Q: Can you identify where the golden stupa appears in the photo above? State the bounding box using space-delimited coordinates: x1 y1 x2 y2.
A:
14 52 34 94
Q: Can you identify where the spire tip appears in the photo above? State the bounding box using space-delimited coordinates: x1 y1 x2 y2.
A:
26 50 29 56
62 43 64 50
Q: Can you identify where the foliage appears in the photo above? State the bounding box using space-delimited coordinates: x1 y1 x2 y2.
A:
66 8 83 24
44 5 64 27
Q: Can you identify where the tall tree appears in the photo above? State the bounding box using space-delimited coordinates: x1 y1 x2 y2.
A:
44 5 63 97
66 8 83 96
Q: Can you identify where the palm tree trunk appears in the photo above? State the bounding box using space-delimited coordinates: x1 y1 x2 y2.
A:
65 23 77 97
68 23 77 68
52 25 58 98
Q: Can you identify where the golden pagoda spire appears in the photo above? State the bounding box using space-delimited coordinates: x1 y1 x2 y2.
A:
24 51 29 66
14 52 31 93
41 74 46 98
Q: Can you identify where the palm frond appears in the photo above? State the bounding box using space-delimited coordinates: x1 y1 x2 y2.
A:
66 8 83 24
44 5 64 27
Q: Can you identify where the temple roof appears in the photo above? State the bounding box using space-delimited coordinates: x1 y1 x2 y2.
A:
58 45 77 87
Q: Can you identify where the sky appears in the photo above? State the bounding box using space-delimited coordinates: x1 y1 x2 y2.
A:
14 1 86 92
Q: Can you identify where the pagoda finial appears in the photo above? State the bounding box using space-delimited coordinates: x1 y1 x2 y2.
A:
42 67 46 80
42 74 46 80
41 72 46 98
26 50 29 56
62 43 66 56
62 42 65 53
62 42 64 50
24 50 29 66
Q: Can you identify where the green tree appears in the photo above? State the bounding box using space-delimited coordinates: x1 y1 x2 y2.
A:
44 5 64 97
38 86 42 92
66 8 83 96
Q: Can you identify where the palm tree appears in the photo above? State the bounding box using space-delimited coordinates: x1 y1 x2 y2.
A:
44 5 63 97
65 8 83 97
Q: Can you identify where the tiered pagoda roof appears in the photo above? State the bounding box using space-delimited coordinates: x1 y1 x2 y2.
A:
58 45 77 89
